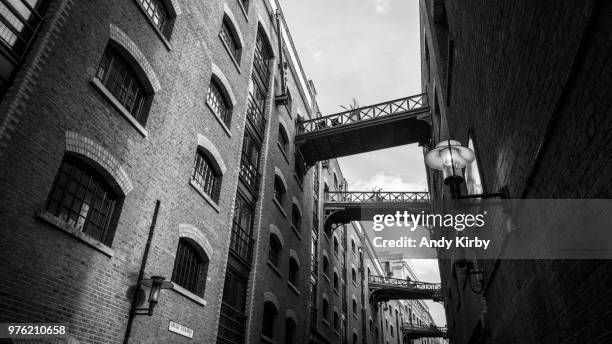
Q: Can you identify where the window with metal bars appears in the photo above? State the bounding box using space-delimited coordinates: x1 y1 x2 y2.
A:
268 234 281 266
171 238 209 296
229 195 255 264
288 257 299 285
45 156 120 246
291 204 301 233
207 79 232 127
220 17 241 63
138 0 169 36
0 0 45 98
273 175 285 205
262 301 277 338
95 47 148 124
192 150 221 202
217 267 248 344
277 125 289 153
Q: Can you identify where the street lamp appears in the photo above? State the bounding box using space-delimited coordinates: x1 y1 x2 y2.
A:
135 276 174 316
424 139 508 199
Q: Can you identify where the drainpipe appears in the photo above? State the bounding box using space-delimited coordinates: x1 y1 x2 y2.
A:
123 200 161 344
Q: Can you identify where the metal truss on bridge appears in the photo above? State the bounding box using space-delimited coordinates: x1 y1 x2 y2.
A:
323 191 431 233
295 93 431 166
368 275 442 303
401 323 448 340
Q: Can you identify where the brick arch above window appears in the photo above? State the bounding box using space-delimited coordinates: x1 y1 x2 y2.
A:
286 309 298 323
197 134 227 174
291 196 303 216
289 249 300 267
274 167 288 190
210 63 237 106
222 3 245 50
178 223 213 259
278 116 290 138
263 291 280 310
108 24 161 93
269 224 285 248
164 0 182 16
65 131 133 196
255 16 275 58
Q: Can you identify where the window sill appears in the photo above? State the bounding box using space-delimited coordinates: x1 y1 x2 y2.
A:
334 330 340 337
322 319 330 327
353 312 359 319
237 0 249 21
334 288 340 297
206 102 232 137
261 335 275 344
267 260 283 278
293 173 304 191
323 274 330 284
353 281 358 288
219 34 242 74
189 179 220 213
91 78 148 138
171 284 207 307
288 281 300 296
132 0 173 51
36 210 114 257
290 225 302 240
273 199 287 217
277 142 290 164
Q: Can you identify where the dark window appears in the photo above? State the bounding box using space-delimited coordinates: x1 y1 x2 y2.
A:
351 239 356 253
171 238 209 296
322 299 329 321
240 133 261 193
352 299 357 314
268 234 281 266
333 272 339 290
333 237 339 254
288 257 299 285
273 176 285 204
277 125 289 153
333 312 339 331
352 268 357 283
390 325 394 337
95 47 148 124
45 156 119 245
294 151 306 185
220 17 241 63
207 79 232 127
284 318 296 344
291 205 301 233
230 195 255 264
262 301 277 338
138 0 169 35
352 333 358 344
192 150 221 202
333 174 338 190
246 29 272 135
323 256 329 277
218 267 248 343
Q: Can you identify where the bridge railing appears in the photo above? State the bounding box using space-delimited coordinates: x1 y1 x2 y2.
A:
401 323 447 333
325 191 430 203
369 275 441 290
296 93 428 134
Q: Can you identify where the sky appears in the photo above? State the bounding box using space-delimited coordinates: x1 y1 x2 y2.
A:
279 0 447 326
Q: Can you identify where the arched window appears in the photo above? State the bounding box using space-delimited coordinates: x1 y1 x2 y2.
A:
333 236 339 254
268 234 282 267
137 0 170 35
390 324 394 337
220 16 242 63
333 173 339 190
262 301 277 338
333 311 339 331
322 298 329 321
284 318 296 344
352 333 358 344
351 239 356 253
322 255 329 277
333 272 339 290
45 156 121 246
172 238 209 296
273 175 286 204
278 124 289 154
95 46 150 125
291 204 301 233
207 78 232 127
352 268 357 283
352 299 357 315
192 149 222 202
288 257 299 286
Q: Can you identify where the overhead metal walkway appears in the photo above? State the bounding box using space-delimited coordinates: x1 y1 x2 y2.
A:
323 191 430 232
402 323 448 340
296 93 431 166
368 275 442 303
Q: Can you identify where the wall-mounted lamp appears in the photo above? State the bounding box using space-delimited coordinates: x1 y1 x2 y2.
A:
425 140 508 199
454 259 484 294
135 276 174 316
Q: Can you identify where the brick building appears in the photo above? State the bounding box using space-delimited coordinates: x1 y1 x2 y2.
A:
420 0 612 343
0 0 440 343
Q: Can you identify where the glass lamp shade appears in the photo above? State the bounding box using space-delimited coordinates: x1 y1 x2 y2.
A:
425 140 476 185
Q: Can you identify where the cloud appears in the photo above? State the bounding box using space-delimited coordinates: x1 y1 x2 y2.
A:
349 171 428 192
367 0 391 14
